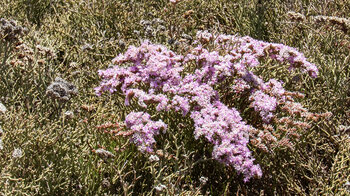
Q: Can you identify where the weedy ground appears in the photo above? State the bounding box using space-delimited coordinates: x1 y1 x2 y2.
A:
0 0 349 195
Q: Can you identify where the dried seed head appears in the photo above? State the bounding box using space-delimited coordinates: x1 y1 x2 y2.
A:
196 30 213 44
140 20 151 26
133 30 140 36
154 184 167 192
46 77 78 102
101 178 111 189
81 104 96 112
338 125 350 133
344 181 350 190
69 62 78 68
199 176 208 184
81 43 93 51
183 10 194 19
152 18 164 25
313 15 350 33
12 148 23 158
181 33 192 41
36 44 56 58
168 38 175 45
95 148 115 160
145 26 155 37
37 59 46 65
157 25 166 32
149 155 160 162
64 111 74 119
0 18 28 42
287 11 306 22
118 39 126 48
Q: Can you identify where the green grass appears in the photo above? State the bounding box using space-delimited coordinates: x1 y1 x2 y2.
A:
0 0 349 195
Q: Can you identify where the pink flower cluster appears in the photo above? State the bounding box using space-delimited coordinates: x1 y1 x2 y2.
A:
208 32 319 78
125 112 167 153
190 101 262 182
96 31 318 182
249 90 277 123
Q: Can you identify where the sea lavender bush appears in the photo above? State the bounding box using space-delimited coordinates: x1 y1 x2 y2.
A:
0 0 349 194
95 30 331 182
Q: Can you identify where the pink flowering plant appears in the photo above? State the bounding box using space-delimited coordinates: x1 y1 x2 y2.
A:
95 31 330 182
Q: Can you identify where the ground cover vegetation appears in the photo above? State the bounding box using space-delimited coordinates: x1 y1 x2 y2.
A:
0 0 349 195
